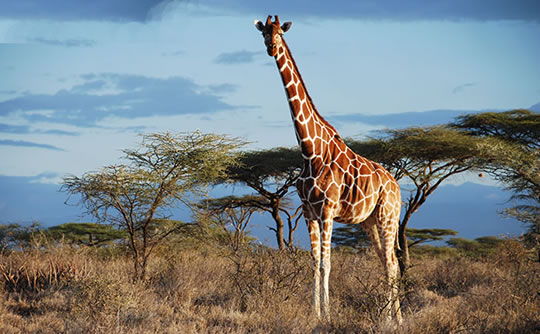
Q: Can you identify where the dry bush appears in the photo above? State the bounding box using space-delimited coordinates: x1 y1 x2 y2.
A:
227 246 310 311
0 246 90 296
328 250 390 329
399 239 539 333
416 256 496 297
0 239 538 333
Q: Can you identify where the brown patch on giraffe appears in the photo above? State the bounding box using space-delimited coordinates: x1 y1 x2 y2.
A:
297 177 314 196
279 46 284 54
314 137 322 154
345 148 357 160
308 187 324 203
359 163 371 176
310 201 323 217
281 68 292 84
347 164 357 182
325 182 339 199
336 151 348 165
288 84 297 98
314 122 321 137
290 99 300 112
338 200 353 218
311 156 324 171
298 85 306 101
295 124 308 142
353 201 367 220
307 118 316 137
323 222 332 234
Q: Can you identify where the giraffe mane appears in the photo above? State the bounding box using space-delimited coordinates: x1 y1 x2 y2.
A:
281 38 342 140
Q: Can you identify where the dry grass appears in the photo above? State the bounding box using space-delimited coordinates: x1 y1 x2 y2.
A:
1 240 538 333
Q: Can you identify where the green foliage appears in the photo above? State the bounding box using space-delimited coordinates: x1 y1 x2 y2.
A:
347 127 493 271
409 245 459 258
47 223 126 247
196 195 260 251
62 131 246 279
446 236 504 258
333 224 371 251
333 226 458 251
0 222 44 252
407 228 458 247
0 223 27 251
452 110 540 257
347 126 492 179
452 109 539 150
226 147 304 250
228 146 303 188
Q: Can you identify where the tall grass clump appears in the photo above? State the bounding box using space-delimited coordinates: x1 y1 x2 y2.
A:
0 236 538 333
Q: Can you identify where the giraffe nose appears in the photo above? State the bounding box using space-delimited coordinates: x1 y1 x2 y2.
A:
267 46 276 56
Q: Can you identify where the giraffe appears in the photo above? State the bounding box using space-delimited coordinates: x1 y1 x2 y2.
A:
255 16 402 322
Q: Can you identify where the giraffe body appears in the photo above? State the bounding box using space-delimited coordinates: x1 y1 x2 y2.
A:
255 16 402 323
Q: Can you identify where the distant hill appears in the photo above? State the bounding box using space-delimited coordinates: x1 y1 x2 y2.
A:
329 105 539 130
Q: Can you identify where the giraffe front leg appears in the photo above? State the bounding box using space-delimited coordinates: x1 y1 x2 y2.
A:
321 219 333 320
379 222 402 324
307 219 321 318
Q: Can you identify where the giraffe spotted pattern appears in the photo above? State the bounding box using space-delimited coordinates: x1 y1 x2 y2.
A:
255 15 402 323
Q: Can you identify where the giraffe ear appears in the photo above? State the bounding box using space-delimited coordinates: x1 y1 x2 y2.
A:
254 20 264 31
281 21 292 33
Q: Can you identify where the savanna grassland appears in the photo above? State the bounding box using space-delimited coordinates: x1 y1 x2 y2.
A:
1 238 538 333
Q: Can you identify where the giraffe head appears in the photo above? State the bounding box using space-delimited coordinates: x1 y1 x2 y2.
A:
254 15 292 57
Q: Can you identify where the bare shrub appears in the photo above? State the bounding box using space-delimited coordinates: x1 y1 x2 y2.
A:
399 239 539 333
0 238 537 333
0 246 90 296
228 246 310 312
417 256 496 297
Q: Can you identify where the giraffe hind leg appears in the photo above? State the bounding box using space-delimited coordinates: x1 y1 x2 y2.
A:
364 214 402 323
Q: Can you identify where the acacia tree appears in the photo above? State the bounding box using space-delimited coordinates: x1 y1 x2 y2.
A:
332 224 371 251
62 131 245 280
333 225 456 252
348 126 495 273
227 147 304 250
197 195 261 251
47 223 125 247
406 228 458 247
452 109 540 258
0 223 28 252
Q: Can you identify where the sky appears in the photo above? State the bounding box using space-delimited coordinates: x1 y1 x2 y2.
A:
0 1 538 242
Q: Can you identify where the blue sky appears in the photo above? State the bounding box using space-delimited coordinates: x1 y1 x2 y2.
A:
0 1 538 240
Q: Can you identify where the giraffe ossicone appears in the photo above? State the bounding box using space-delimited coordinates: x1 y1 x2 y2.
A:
254 15 403 323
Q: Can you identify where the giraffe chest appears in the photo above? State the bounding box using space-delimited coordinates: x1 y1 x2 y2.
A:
296 159 382 223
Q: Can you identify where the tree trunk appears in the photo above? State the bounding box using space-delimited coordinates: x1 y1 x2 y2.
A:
397 222 410 277
287 221 294 249
271 199 286 250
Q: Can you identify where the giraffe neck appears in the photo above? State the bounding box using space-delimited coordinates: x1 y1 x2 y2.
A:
274 38 342 160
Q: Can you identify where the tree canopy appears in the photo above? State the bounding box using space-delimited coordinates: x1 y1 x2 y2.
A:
62 131 246 279
347 126 497 272
452 109 539 150
226 147 303 250
452 109 539 258
47 223 125 247
333 225 457 251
